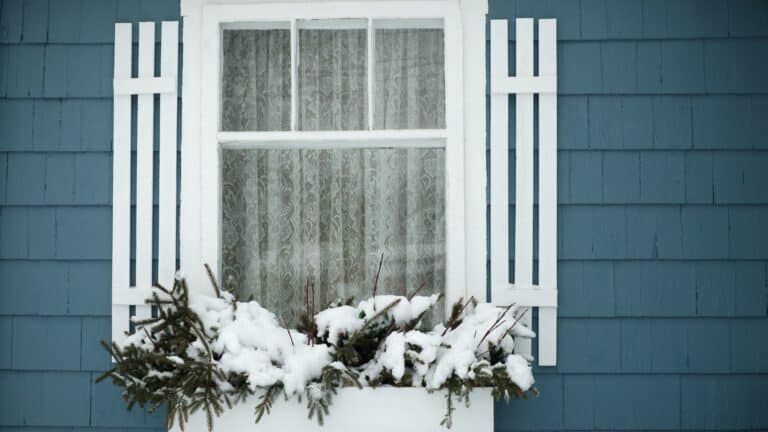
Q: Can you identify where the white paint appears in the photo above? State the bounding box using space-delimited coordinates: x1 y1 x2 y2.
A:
491 286 558 308
159 21 179 291
111 22 132 346
489 20 508 305
111 21 180 344
513 17 534 360
113 76 176 95
491 75 557 95
489 18 559 366
459 0 488 303
134 22 155 323
537 18 558 367
171 388 493 432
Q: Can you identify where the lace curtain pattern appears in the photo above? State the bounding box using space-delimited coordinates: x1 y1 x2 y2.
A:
222 148 446 324
221 26 447 324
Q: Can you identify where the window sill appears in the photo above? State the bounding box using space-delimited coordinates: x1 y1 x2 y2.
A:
172 387 493 432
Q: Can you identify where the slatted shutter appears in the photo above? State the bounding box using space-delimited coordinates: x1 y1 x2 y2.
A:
111 21 179 345
490 18 559 366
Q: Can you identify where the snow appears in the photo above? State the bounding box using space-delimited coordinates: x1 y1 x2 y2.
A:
505 354 535 391
125 291 535 398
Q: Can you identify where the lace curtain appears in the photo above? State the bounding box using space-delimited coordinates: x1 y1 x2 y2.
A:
221 27 446 324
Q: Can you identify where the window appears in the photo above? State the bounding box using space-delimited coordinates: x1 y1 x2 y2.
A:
185 1 478 322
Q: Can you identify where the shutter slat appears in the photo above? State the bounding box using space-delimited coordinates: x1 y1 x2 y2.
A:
135 22 155 322
159 21 179 291
112 23 132 346
490 20 509 304
513 18 534 359
537 19 558 366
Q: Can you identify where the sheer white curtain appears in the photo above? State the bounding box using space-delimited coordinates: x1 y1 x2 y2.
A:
221 27 446 324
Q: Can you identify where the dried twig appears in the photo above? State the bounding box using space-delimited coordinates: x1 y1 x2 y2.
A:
371 253 384 306
476 303 514 349
204 264 221 298
279 315 295 349
406 280 429 300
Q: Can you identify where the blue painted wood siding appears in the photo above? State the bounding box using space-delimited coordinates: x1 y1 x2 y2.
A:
489 1 768 430
0 0 177 429
0 0 766 431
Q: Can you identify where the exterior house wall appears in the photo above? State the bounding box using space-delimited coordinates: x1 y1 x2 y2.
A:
0 0 765 431
489 0 768 430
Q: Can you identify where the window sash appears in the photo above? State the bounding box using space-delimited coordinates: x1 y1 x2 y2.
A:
198 1 466 314
220 17 447 133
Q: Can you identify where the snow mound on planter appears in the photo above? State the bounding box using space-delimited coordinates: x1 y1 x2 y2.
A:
123 291 535 396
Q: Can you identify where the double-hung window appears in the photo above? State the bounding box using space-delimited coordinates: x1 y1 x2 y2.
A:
183 1 480 322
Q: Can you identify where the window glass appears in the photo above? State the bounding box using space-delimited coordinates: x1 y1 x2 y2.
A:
298 20 368 130
374 22 445 129
221 147 446 324
221 28 291 131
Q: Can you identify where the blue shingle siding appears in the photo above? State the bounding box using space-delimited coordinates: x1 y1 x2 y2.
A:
0 0 177 430
490 0 768 431
0 0 766 431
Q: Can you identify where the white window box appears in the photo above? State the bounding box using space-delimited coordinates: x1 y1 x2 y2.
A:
173 387 493 432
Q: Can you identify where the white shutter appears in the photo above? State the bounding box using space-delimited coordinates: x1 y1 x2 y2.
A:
490 18 559 366
111 21 179 345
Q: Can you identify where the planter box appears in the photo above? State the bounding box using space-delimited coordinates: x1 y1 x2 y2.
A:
174 387 493 432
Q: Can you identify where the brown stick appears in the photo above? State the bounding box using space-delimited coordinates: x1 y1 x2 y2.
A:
204 263 221 298
279 315 295 349
476 303 514 349
372 253 384 305
406 280 429 300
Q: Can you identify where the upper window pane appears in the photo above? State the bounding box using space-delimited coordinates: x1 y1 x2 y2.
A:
374 21 445 129
222 27 291 131
298 20 368 131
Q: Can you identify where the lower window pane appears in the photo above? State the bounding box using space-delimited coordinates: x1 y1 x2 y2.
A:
222 147 445 324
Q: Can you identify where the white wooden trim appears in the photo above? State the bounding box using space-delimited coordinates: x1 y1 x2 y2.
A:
460 0 488 303
134 22 155 322
181 10 205 291
200 7 222 295
290 19 298 131
489 20 508 304
113 77 176 95
367 17 375 130
111 22 132 346
205 1 462 22
441 3 466 309
537 18 558 367
513 17 535 360
491 75 557 94
158 21 179 291
218 129 448 143
491 286 558 308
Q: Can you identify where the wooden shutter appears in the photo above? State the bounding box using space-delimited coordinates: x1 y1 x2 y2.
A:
490 18 559 366
111 21 179 345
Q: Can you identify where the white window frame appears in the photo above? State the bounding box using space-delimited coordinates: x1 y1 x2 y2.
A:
179 0 488 314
